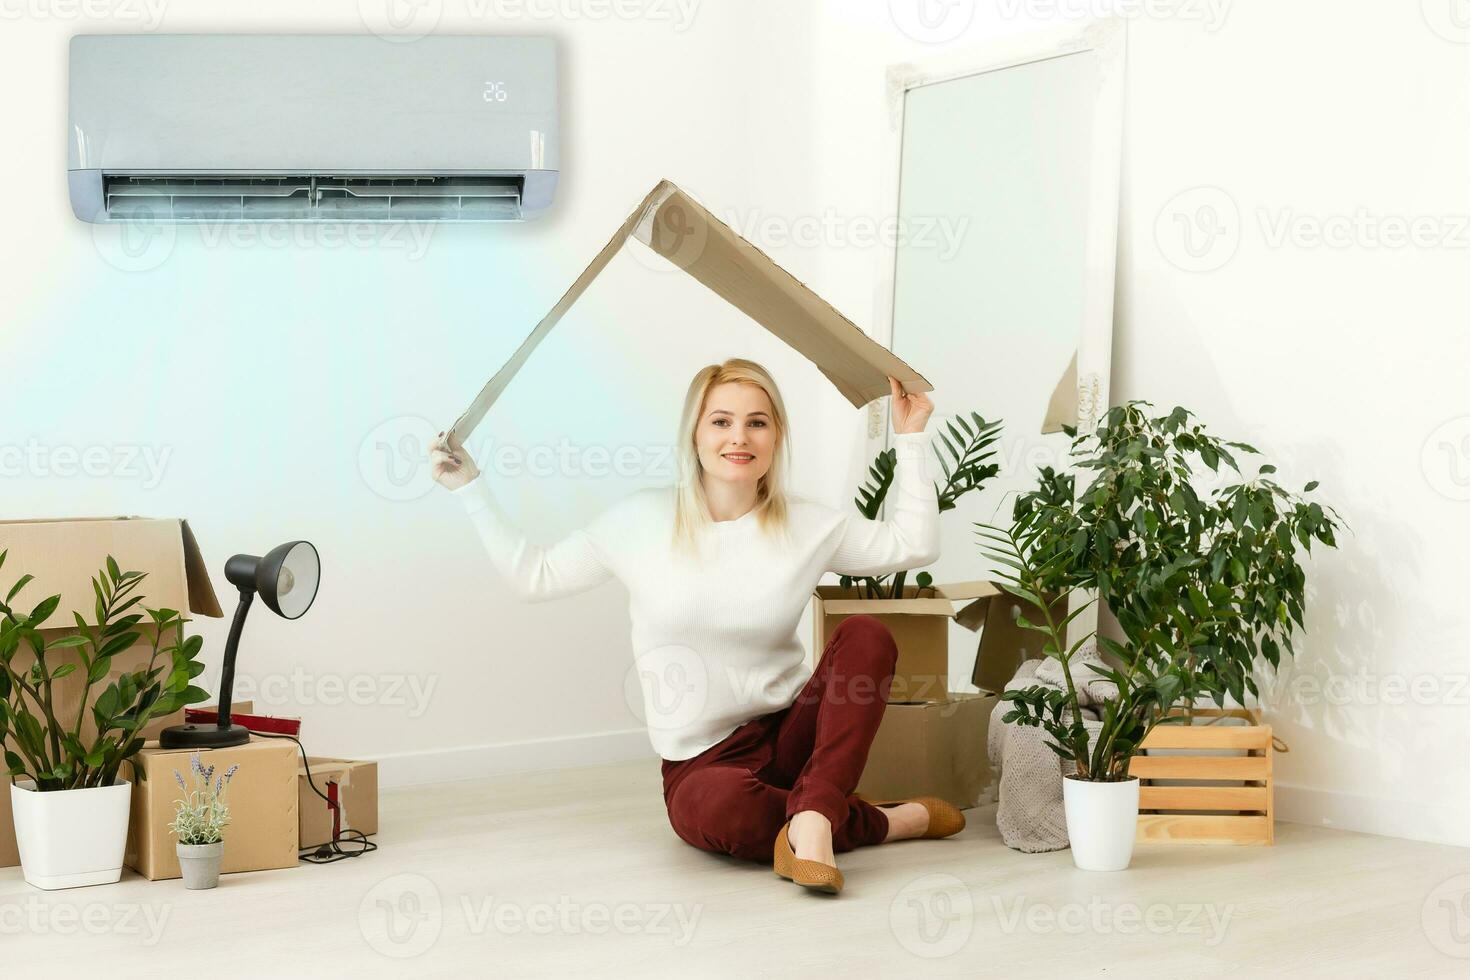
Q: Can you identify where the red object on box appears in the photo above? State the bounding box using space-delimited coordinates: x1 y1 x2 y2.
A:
183 708 301 737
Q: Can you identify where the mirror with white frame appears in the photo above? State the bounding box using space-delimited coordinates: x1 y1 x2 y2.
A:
874 21 1126 690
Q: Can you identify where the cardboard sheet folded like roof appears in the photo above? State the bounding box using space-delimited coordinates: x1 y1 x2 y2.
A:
452 180 932 439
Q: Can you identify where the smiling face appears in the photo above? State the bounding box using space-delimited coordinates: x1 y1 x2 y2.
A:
694 381 778 490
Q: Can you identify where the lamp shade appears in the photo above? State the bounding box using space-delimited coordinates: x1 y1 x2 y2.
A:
257 540 320 620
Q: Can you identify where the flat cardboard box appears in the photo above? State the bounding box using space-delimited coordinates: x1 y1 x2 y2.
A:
125 736 299 881
857 691 1000 810
0 517 223 869
811 581 1000 701
299 757 378 850
451 179 930 440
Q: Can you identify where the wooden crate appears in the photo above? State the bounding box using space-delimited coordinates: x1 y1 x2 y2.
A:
1133 708 1273 845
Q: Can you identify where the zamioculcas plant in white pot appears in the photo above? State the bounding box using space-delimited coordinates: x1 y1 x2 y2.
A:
0 552 210 889
981 402 1340 871
169 752 237 889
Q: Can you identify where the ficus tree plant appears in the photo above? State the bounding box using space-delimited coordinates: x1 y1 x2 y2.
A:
840 411 1004 599
0 551 211 791
979 401 1341 781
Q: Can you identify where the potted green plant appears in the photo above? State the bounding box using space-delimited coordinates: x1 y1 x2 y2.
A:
840 411 1003 599
0 552 211 889
169 752 237 889
979 402 1340 871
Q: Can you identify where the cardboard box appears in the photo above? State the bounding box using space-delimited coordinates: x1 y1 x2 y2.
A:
450 179 930 441
0 516 223 869
811 581 1000 701
299 758 379 850
856 691 1000 809
964 586 1068 694
124 736 299 880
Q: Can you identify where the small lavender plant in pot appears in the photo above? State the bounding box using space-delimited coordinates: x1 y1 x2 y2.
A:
169 753 237 889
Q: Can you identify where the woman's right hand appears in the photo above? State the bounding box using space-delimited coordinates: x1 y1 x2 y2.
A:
429 430 481 491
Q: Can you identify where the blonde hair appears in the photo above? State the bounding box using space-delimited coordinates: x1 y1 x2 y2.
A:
672 358 792 553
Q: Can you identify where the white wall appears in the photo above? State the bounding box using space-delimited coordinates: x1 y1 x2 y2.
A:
805 1 1470 847
7 1 1466 847
1 0 846 787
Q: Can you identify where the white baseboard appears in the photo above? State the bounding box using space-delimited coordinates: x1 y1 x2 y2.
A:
1276 782 1470 848
376 727 659 789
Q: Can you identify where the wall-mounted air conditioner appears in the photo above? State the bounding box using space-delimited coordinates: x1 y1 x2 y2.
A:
68 34 559 222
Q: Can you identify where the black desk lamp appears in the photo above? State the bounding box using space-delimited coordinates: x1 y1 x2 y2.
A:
160 541 320 749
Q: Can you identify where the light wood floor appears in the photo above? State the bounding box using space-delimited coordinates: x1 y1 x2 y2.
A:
4 758 1468 978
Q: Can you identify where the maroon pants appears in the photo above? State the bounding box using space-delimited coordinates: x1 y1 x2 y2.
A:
660 614 898 863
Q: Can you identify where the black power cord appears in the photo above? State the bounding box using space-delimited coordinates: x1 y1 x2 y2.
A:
251 730 379 864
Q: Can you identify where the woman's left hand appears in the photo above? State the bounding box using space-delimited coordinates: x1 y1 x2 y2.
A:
888 376 934 435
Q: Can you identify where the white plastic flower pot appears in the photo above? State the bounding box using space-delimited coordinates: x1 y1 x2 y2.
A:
10 778 132 890
176 841 224 889
1062 775 1140 872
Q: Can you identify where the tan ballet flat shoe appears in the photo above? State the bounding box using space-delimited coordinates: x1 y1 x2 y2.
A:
773 819 844 895
857 794 966 839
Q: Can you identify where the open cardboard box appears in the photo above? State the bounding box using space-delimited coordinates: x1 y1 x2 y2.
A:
812 580 1064 809
0 516 224 869
299 757 378 851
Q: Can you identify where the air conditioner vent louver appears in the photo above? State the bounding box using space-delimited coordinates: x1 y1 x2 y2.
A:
102 175 525 221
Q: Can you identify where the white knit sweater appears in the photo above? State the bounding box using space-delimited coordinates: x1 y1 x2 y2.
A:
453 430 941 761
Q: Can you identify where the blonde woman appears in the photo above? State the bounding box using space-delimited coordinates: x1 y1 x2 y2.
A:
429 358 964 895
